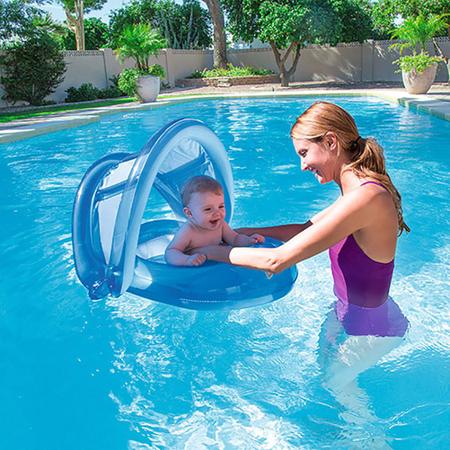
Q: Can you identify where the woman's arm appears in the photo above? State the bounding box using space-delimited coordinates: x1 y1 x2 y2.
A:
199 189 375 272
236 222 313 242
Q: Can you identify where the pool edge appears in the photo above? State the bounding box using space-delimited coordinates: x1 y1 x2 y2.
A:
1 89 449 143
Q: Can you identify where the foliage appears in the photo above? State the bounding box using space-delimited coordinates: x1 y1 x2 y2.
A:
118 68 142 96
115 23 166 71
117 64 165 96
390 14 447 74
147 63 166 78
0 32 66 105
158 0 212 50
371 0 450 39
393 52 442 73
190 64 273 78
223 0 362 85
65 83 100 102
61 17 109 50
109 0 211 50
0 0 59 46
55 0 107 50
329 0 373 43
390 14 448 54
65 82 124 102
97 86 123 99
56 0 107 14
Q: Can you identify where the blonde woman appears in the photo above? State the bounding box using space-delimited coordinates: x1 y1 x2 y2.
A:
195 101 408 316
194 101 410 437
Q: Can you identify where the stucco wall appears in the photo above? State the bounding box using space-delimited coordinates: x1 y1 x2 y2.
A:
1 38 449 107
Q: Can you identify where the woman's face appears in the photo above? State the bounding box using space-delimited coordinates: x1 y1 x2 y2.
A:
292 137 337 184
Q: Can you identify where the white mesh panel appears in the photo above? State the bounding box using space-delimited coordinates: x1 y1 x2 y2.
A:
98 193 122 264
102 158 135 188
157 138 202 174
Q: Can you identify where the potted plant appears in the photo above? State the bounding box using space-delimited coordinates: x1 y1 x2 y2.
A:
390 14 448 94
115 24 166 102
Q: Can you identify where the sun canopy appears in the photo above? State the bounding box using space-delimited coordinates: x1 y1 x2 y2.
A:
73 118 234 299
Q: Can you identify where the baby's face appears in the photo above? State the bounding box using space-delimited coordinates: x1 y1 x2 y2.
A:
184 191 226 231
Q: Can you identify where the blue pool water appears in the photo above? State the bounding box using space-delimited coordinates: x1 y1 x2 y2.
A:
1 97 449 449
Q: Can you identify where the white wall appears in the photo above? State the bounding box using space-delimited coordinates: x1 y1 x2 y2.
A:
1 38 449 107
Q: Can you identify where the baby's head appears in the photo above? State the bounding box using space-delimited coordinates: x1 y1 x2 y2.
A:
181 176 225 230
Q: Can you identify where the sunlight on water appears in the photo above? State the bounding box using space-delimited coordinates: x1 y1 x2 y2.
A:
1 97 449 449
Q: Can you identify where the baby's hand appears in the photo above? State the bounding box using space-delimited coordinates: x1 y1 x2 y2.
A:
187 253 207 266
249 233 265 244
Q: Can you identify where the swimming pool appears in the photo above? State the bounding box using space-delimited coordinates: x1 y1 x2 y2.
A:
1 96 449 449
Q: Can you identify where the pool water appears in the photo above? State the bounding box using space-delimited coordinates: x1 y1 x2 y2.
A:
1 97 449 449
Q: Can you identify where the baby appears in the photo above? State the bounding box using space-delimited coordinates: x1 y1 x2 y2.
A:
165 175 265 266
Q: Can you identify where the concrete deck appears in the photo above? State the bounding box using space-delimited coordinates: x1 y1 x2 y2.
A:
1 82 449 143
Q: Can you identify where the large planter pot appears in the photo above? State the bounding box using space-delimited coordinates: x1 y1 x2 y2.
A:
136 75 160 102
402 64 437 94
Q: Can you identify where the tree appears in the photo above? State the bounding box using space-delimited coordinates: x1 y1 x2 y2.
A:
115 23 166 71
61 17 109 49
203 0 227 68
224 0 346 86
157 0 212 49
0 0 46 45
56 0 107 50
1 32 66 105
371 0 450 39
330 0 373 43
108 0 211 50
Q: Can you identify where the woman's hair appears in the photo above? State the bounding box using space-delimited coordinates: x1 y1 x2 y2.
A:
181 175 223 206
291 101 409 234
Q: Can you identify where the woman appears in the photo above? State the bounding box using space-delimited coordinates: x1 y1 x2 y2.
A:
196 101 409 337
197 101 410 442
198 101 411 440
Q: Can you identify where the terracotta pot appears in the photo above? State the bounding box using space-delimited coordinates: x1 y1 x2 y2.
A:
136 75 160 102
402 64 437 94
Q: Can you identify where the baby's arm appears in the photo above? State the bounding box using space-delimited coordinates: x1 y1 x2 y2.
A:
222 222 265 247
165 226 207 266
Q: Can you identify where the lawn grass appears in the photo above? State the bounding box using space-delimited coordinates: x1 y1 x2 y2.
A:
0 92 215 123
0 97 135 123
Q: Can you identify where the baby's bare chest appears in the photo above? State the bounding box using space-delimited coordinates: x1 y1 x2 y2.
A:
188 227 223 249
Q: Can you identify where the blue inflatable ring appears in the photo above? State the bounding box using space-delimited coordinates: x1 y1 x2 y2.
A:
72 118 298 309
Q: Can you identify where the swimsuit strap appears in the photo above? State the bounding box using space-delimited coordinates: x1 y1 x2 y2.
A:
360 181 387 190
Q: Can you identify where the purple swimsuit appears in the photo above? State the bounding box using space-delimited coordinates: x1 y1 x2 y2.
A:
328 181 409 337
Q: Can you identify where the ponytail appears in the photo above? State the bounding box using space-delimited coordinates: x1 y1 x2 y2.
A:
348 138 410 234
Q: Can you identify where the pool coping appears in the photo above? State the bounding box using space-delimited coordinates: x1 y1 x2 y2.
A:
1 88 449 143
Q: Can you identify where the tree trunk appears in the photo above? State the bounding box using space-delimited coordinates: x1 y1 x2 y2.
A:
203 0 227 68
65 0 85 51
269 41 301 87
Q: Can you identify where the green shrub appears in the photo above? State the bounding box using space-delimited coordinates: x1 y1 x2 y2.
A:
0 33 66 106
393 53 442 74
65 83 100 103
118 65 165 97
118 68 142 97
98 86 123 99
189 64 273 79
148 64 166 78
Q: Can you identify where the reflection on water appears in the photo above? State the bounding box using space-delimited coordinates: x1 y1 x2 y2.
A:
1 97 449 449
